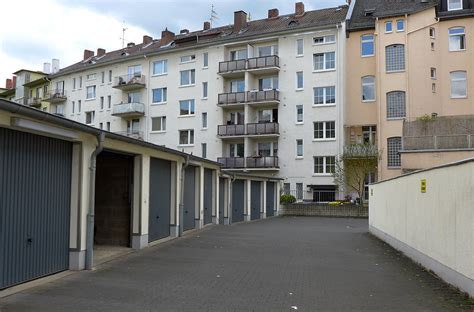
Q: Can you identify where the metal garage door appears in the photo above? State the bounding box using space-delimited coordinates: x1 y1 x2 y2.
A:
149 158 172 242
266 182 275 217
0 128 72 289
231 180 245 223
203 169 213 225
183 166 196 231
250 181 261 220
218 178 225 224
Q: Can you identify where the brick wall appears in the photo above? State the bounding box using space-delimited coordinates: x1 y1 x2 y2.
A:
280 204 368 218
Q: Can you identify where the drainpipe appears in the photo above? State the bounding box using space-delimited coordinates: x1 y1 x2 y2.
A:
85 132 105 270
178 155 190 237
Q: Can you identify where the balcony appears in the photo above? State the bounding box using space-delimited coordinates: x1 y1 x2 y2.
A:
246 156 279 169
217 157 245 169
112 102 145 118
218 55 279 76
113 74 146 91
217 124 246 137
218 59 246 74
25 97 42 108
217 90 280 107
44 89 67 103
343 144 379 159
218 92 246 106
246 122 279 136
115 131 144 141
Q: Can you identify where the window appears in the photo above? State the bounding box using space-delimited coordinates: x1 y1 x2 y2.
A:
361 34 374 57
283 183 290 195
99 123 103 129
202 143 207 158
151 116 166 132
101 71 105 84
127 119 140 134
313 35 336 45
386 91 406 119
431 42 435 50
72 78 76 89
257 142 278 156
85 111 95 125
79 76 82 88
296 105 304 123
107 95 111 109
230 80 245 92
296 72 304 89
258 109 273 123
100 96 104 110
386 44 405 72
56 104 65 115
429 27 436 38
86 85 96 99
179 129 194 145
296 39 304 56
180 54 196 63
313 121 336 140
313 156 336 174
296 183 303 200
430 68 437 79
450 71 467 98
258 76 278 90
152 87 167 103
258 45 278 56
449 27 465 51
108 70 112 82
363 125 377 144
153 60 168 75
230 49 248 60
72 101 75 114
128 92 141 103
396 20 404 32
364 173 376 201
202 112 208 129
385 21 393 33
179 99 195 116
432 83 436 93
86 73 96 80
313 86 336 105
180 69 195 86
362 76 376 101
313 52 335 71
296 139 304 157
229 143 244 157
202 82 208 98
387 137 402 168
78 100 81 113
106 122 111 131
203 53 209 67
128 65 142 77
448 0 463 11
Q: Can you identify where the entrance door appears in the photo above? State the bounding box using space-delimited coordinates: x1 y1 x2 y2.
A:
251 181 261 220
266 182 275 217
231 180 245 223
149 158 172 242
203 169 213 225
183 166 196 231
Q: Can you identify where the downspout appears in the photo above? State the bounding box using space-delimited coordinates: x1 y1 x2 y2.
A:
85 132 105 270
178 155 190 237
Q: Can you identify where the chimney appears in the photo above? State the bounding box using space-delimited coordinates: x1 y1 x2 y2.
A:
83 49 94 60
5 78 12 89
127 42 135 48
268 8 279 18
203 21 211 30
295 2 305 16
43 62 51 74
180 29 189 35
12 76 17 88
97 48 106 57
52 59 60 74
160 28 175 46
142 35 153 45
234 10 247 33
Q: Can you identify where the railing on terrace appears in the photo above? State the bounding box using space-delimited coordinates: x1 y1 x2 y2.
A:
217 124 246 136
218 55 279 73
218 59 246 73
113 74 146 88
246 156 279 168
217 90 280 106
218 92 246 105
217 157 245 169
402 134 474 150
246 122 279 135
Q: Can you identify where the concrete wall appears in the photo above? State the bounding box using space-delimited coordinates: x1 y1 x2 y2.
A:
281 203 368 218
369 159 474 297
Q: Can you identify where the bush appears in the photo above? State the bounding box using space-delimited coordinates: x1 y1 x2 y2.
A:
280 194 296 204
328 201 344 206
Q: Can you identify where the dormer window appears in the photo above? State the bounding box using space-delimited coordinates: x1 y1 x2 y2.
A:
364 9 375 17
448 0 462 11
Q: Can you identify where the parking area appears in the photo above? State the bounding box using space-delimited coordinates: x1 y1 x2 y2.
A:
0 217 471 311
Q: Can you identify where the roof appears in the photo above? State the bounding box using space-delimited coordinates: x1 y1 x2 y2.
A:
52 5 348 77
0 88 15 97
347 0 438 31
13 69 47 75
23 76 50 88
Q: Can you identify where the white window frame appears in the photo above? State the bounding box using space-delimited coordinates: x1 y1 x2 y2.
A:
361 34 375 57
202 82 208 99
107 95 111 109
179 129 195 146
100 96 104 110
313 86 336 106
203 53 209 68
385 21 393 33
449 27 466 52
86 73 96 81
396 19 405 32
429 27 436 38
180 69 196 86
202 112 208 129
313 121 336 141
180 54 196 63
313 52 336 72
85 111 95 125
312 35 336 45
362 76 376 102
450 71 467 99
385 44 405 72
313 156 336 175
296 105 304 124
430 68 437 80
153 60 168 76
296 38 304 56
179 99 195 116
296 139 304 158
296 72 304 90
86 85 96 100
152 87 167 104
151 116 166 133
77 100 82 113
448 0 463 11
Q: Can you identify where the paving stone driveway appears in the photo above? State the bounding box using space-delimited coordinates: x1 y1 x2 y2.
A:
0 217 472 311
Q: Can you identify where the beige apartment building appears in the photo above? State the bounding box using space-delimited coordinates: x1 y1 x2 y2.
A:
346 0 474 181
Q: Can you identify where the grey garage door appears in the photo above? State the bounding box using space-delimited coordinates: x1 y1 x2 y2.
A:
218 178 225 225
203 169 213 225
250 181 261 220
0 128 72 289
183 166 196 231
266 182 275 217
149 158 172 242
231 180 245 223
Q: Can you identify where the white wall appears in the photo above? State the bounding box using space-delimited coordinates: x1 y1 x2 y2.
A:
369 159 474 297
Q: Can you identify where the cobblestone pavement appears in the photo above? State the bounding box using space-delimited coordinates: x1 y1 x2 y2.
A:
1 217 472 311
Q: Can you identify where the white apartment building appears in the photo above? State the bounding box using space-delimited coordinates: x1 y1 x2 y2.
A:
48 2 348 202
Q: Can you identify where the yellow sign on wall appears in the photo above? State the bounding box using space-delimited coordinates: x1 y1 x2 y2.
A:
421 179 427 193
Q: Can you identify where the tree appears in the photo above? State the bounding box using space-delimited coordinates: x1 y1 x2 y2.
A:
332 144 380 204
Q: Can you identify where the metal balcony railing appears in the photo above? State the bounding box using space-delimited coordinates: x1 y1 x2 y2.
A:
246 122 279 135
45 89 67 103
218 55 279 74
113 74 146 90
246 156 279 168
217 157 245 169
218 92 246 105
402 134 474 151
217 124 246 136
218 59 246 73
246 90 279 103
218 90 280 106
25 97 42 107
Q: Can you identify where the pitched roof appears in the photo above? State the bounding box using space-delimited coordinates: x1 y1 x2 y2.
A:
52 5 348 77
347 0 438 31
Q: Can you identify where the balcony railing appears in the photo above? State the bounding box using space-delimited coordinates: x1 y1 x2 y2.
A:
112 102 146 118
218 92 246 105
217 157 245 169
45 89 67 103
115 131 144 141
218 55 279 74
218 124 246 136
113 74 146 90
246 156 279 169
246 90 279 103
402 135 474 151
26 97 42 107
246 122 279 135
218 90 280 106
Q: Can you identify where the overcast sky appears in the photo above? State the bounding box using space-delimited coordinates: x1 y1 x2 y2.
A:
0 0 345 85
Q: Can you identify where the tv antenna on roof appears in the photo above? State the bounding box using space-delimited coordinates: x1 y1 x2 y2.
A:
120 21 128 48
210 4 219 27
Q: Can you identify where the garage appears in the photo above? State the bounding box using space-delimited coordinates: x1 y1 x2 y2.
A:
183 166 196 231
231 179 245 223
266 182 275 217
94 151 133 248
149 157 172 242
218 178 226 224
203 169 213 225
250 181 262 220
0 128 72 289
